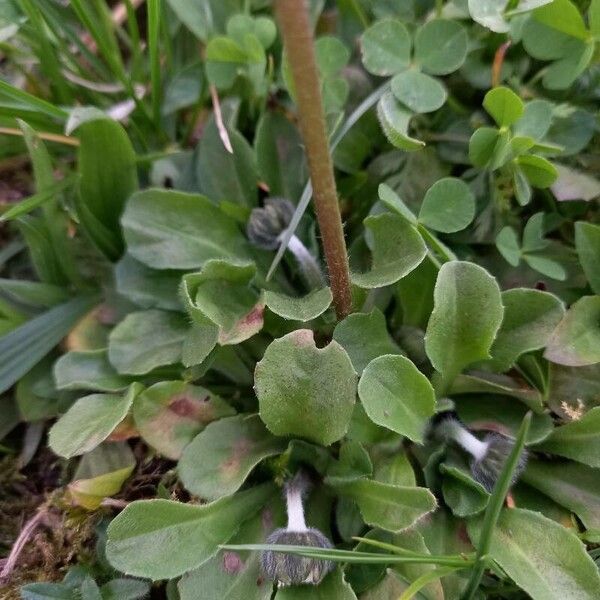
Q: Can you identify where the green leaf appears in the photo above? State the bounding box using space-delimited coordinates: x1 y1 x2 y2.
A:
0 295 98 395
516 155 558 188
575 222 600 294
264 288 332 322
16 356 71 422
544 296 600 367
0 278 70 309
521 459 600 529
545 41 594 89
20 583 73 599
121 189 252 270
133 381 235 460
73 112 138 260
179 414 286 500
54 349 132 392
523 254 566 281
182 323 219 368
455 396 554 444
522 213 548 253
49 385 140 459
376 93 425 151
513 165 532 206
115 255 183 311
205 35 265 90
414 19 468 76
360 19 411 76
275 568 357 599
450 371 543 412
440 456 490 517
326 440 373 485
68 442 135 510
226 14 276 49
315 36 350 76
333 479 437 533
390 70 447 114
469 127 510 169
468 508 600 600
395 259 437 330
333 309 403 374
488 288 565 372
100 579 151 600
358 355 435 442
351 213 427 289
514 99 555 140
181 260 263 345
533 0 590 40
254 111 305 200
197 114 259 207
255 330 357 446
591 0 600 36
536 407 600 467
483 87 524 128
165 0 242 41
105 483 275 580
378 184 417 225
468 0 510 33
163 65 203 116
418 177 475 233
425 262 504 384
178 503 281 600
108 309 188 375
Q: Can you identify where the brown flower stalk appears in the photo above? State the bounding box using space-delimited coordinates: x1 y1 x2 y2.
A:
274 0 353 319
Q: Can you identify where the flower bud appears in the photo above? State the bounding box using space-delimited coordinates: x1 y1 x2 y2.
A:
471 431 528 493
433 412 527 493
247 198 295 250
261 528 334 586
261 471 334 586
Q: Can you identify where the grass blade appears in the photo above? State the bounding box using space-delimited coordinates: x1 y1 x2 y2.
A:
0 176 76 222
0 79 67 121
69 0 126 82
399 566 464 600
147 0 162 125
221 544 475 567
0 295 99 395
353 537 472 562
460 412 532 599
17 0 72 104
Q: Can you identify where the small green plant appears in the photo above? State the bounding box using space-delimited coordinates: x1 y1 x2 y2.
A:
0 0 599 598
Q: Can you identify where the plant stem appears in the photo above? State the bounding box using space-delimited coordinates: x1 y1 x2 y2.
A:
266 81 389 284
274 0 352 320
286 234 326 289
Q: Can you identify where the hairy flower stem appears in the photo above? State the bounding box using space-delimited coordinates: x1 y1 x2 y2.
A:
285 476 308 532
437 418 489 461
274 0 353 320
286 234 326 290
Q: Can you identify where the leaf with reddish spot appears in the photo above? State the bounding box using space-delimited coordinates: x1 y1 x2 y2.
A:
179 414 287 500
181 259 264 345
133 380 235 460
179 499 285 600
